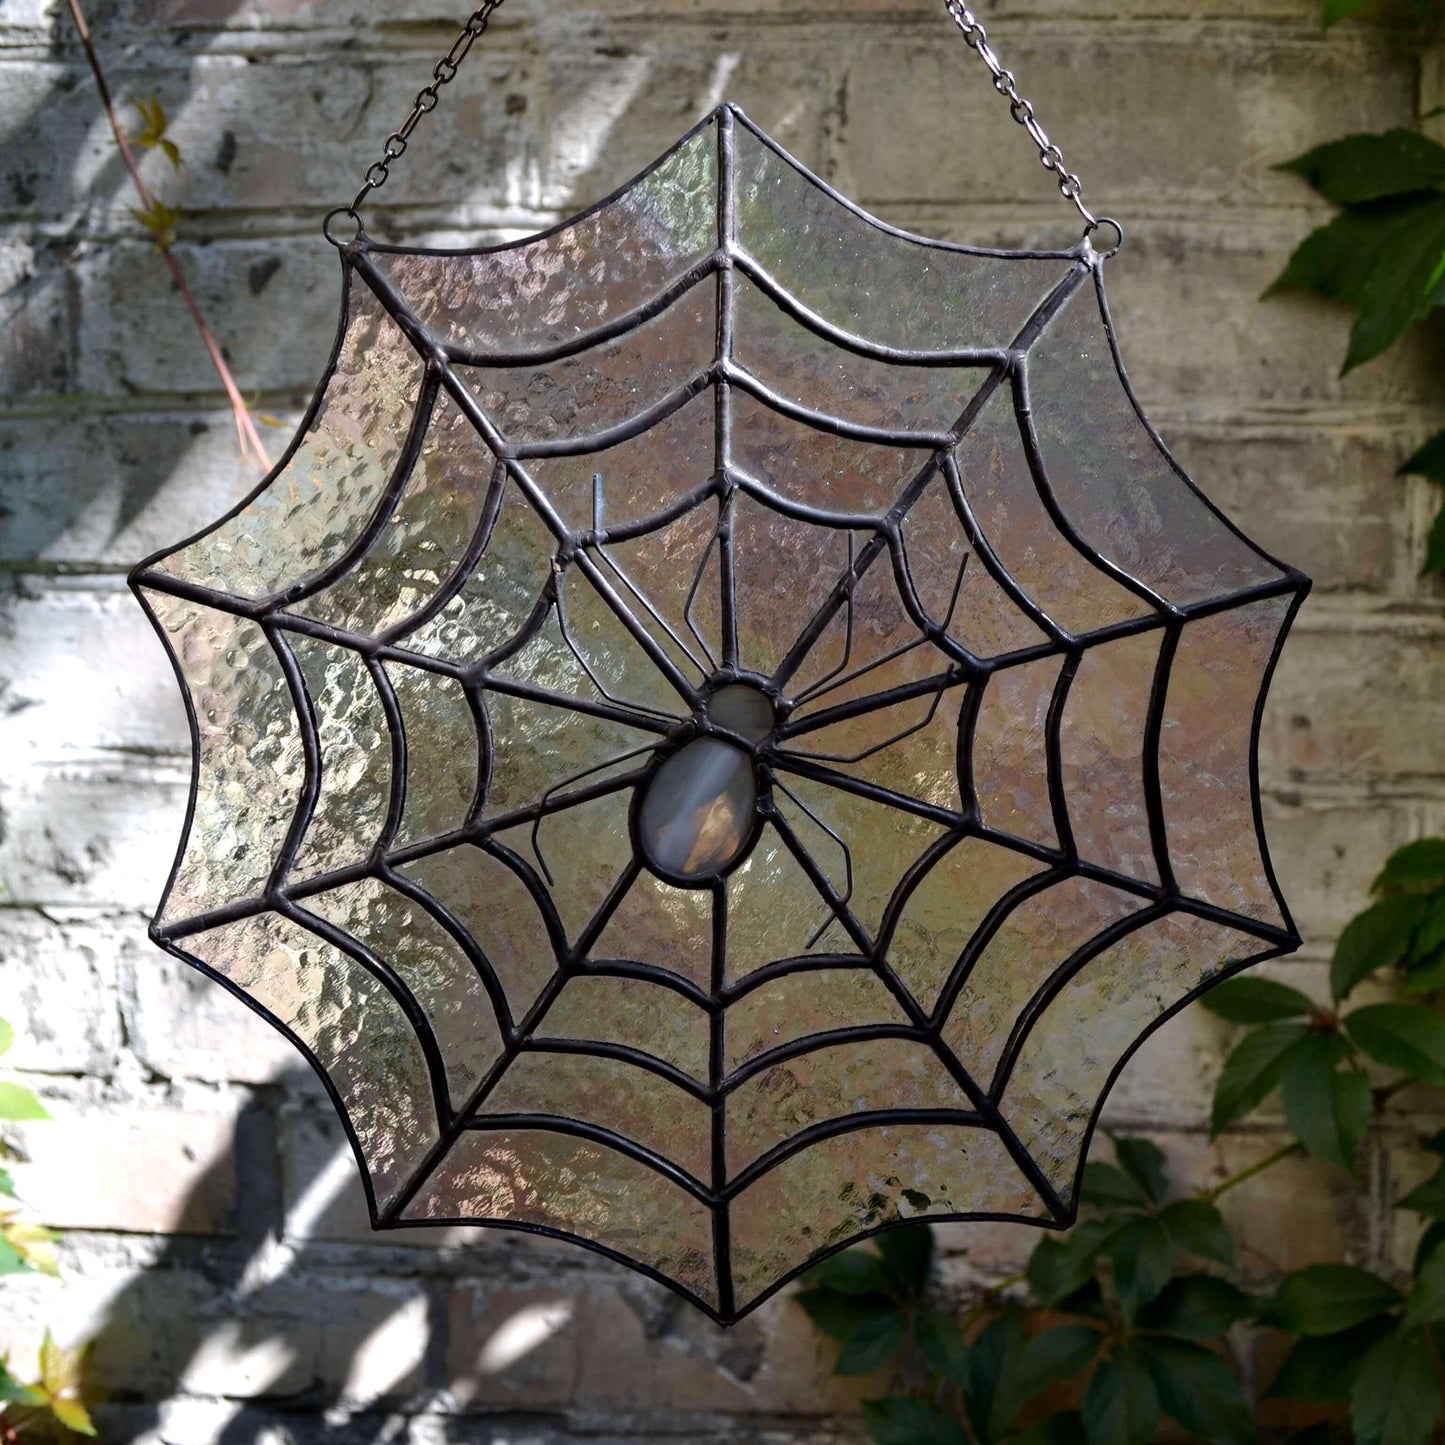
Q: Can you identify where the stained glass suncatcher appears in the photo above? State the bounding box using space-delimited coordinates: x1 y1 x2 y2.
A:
130 106 1310 1324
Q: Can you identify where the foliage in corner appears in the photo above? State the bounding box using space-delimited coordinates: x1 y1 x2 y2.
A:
0 1020 94 1438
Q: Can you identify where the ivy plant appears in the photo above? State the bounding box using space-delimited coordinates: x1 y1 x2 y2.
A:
0 1019 94 1438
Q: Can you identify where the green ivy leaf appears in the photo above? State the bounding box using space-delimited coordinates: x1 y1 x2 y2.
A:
861 1396 971 1445
1332 896 1429 999
1404 1243 1445 1328
1027 1219 1121 1307
1158 1199 1235 1267
0 1238 31 1275
1346 1003 1445 1085
1423 507 1445 577
0 1082 48 1122
1082 1349 1159 1445
965 1311 1026 1443
1267 1317 1397 1402
0 1020 13 1058
794 1286 894 1342
836 1310 908 1375
0 1362 42 1406
1080 1161 1150 1210
804 1249 892 1296
1138 1336 1256 1444
1109 1217 1175 1312
1112 1135 1168 1204
1400 1164 1445 1219
1201 977 1314 1023
1321 0 1374 25
1400 431 1445 485
1012 1415 1088 1445
1375 840 1445 896
1212 1021 1310 1133
1279 129 1445 204
1351 1325 1442 1445
1140 1275 1256 1340
1281 1032 1372 1171
875 1222 933 1298
1263 1263 1402 1335
991 1325 1102 1435
917 1311 970 1385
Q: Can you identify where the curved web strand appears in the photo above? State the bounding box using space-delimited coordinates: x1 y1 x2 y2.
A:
131 104 1311 1324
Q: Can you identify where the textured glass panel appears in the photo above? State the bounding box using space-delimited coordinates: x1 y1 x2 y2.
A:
900 470 1048 660
1160 596 1291 925
294 390 498 636
732 275 983 437
185 911 438 1210
1060 630 1162 884
590 870 715 991
787 683 965 817
400 844 558 1021
732 493 856 682
953 387 1148 636
942 877 1146 1089
772 773 949 948
728 1123 1040 1309
593 499 725 685
492 789 634 946
287 634 392 883
723 969 907 1072
538 975 709 1080
725 824 855 983
404 1128 718 1308
303 877 504 1105
399 478 556 665
1028 280 1284 607
888 839 1047 1013
526 390 717 533
159 278 424 601
463 282 715 449
388 662 479 847
476 1053 712 1182
785 544 952 718
1002 913 1262 1203
479 690 654 822
734 122 1069 354
726 1038 973 1174
729 388 931 518
556 562 696 719
146 592 303 923
372 126 718 356
971 657 1065 847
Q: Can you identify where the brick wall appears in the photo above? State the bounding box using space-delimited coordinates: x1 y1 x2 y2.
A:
0 0 1442 1440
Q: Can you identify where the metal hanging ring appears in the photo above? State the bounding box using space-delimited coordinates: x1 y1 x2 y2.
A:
1085 216 1124 258
323 206 365 249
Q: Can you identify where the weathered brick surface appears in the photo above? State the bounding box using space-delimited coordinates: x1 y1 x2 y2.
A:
1 0 1442 1438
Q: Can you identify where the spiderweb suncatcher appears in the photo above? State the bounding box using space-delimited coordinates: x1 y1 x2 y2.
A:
130 24 1310 1325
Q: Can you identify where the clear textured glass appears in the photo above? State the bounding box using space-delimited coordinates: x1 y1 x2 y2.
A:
159 279 424 602
145 591 304 923
138 110 1307 1319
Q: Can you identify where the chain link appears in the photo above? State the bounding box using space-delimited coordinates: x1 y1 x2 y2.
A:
942 0 1098 230
346 0 508 217
339 0 1105 239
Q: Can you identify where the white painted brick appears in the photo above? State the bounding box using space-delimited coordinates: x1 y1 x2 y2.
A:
125 944 298 1086
0 407 300 567
8 1100 238 1234
0 908 125 1074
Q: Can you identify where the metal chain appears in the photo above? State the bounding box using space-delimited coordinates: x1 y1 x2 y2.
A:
345 0 508 218
942 0 1099 231
337 0 1107 241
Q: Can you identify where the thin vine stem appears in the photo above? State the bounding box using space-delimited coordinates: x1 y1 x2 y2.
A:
64 0 272 471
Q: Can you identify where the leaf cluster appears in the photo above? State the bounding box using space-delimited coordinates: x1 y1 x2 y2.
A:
800 1140 1255 1445
1270 125 1445 571
0 1019 94 1437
